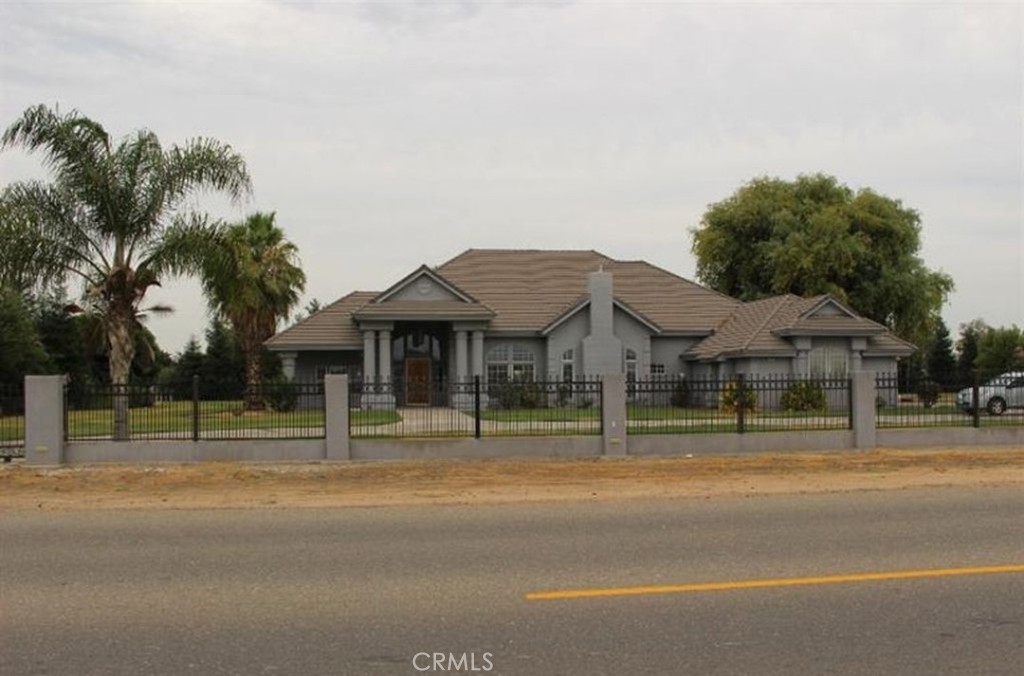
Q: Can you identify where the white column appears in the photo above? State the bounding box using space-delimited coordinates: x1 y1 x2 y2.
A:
472 331 485 379
455 330 468 382
363 330 376 382
378 329 391 383
795 350 809 376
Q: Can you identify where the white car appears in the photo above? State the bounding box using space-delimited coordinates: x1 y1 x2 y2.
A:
956 371 1024 415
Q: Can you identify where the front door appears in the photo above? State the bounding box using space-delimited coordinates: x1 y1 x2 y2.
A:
405 358 432 406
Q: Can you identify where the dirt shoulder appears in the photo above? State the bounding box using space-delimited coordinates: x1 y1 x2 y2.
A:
1 447 1022 511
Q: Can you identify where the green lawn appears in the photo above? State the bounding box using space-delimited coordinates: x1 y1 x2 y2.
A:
479 407 600 422
0 417 25 443
56 401 400 439
627 405 851 421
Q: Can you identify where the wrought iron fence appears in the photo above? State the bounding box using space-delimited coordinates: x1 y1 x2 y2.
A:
64 378 326 441
349 377 603 439
876 369 1024 429
627 374 852 434
0 384 25 460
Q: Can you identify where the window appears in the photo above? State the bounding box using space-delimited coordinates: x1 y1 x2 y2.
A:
625 348 638 397
650 363 665 376
561 348 574 382
486 344 536 383
809 348 848 378
624 349 638 380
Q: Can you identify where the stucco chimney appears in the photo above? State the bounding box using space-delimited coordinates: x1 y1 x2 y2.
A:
581 269 623 376
588 269 614 337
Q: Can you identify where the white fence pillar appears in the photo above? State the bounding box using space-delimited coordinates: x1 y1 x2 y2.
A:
25 375 65 466
852 371 877 450
325 374 350 460
602 373 627 456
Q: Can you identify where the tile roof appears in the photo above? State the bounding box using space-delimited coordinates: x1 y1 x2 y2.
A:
685 294 914 361
436 250 740 333
265 250 914 358
265 291 376 350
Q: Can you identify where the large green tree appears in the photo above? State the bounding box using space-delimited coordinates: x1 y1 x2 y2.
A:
691 174 953 346
925 318 957 386
193 212 305 409
975 326 1024 374
956 319 987 384
0 104 250 438
0 287 51 389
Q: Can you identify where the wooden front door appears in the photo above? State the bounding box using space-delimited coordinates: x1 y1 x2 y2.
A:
405 358 432 406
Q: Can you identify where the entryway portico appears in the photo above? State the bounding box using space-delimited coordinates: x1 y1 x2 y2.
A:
353 318 490 407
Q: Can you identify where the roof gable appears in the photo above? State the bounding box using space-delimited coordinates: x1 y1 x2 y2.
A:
374 265 477 304
801 296 859 320
775 295 887 337
541 296 662 336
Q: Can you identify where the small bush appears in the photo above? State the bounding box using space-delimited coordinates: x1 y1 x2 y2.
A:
670 378 690 408
720 380 756 413
491 379 544 409
263 378 298 412
917 379 941 409
781 380 826 412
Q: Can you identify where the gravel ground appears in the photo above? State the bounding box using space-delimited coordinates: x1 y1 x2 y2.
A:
1 447 1022 511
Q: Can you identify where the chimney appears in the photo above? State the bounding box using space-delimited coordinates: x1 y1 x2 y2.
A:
588 269 614 337
581 269 622 376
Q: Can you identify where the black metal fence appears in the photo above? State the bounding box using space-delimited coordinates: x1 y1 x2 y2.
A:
64 377 326 441
876 370 1024 429
0 384 25 460
349 377 603 439
627 374 852 434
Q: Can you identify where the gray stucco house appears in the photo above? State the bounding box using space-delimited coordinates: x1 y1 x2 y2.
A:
266 249 913 405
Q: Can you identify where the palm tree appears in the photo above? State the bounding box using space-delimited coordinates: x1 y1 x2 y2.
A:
1 104 251 438
198 212 305 410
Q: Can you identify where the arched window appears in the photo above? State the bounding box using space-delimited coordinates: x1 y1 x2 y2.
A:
486 344 536 383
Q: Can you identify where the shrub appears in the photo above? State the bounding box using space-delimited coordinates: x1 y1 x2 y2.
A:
720 380 756 413
781 380 826 412
263 377 298 412
556 382 573 407
491 379 544 409
670 378 690 408
917 379 941 409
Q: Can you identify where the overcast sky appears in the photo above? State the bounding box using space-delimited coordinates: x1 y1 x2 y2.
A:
1 0 1021 354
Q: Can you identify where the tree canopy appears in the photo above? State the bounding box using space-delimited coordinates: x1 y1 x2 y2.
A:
190 212 305 409
0 288 51 388
0 103 251 437
974 325 1024 374
691 174 953 346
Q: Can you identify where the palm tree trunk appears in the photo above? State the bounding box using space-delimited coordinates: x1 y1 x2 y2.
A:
107 308 136 441
244 345 264 411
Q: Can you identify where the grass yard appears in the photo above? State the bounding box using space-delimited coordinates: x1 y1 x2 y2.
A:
479 407 600 422
59 401 400 439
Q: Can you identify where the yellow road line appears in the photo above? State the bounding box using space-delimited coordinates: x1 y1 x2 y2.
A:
526 563 1024 601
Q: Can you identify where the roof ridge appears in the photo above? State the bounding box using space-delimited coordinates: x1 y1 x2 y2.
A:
740 296 792 352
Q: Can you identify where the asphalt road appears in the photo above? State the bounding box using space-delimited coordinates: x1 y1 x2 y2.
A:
2 486 1023 675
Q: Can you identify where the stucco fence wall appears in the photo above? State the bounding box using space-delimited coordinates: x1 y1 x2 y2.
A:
21 374 1024 466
